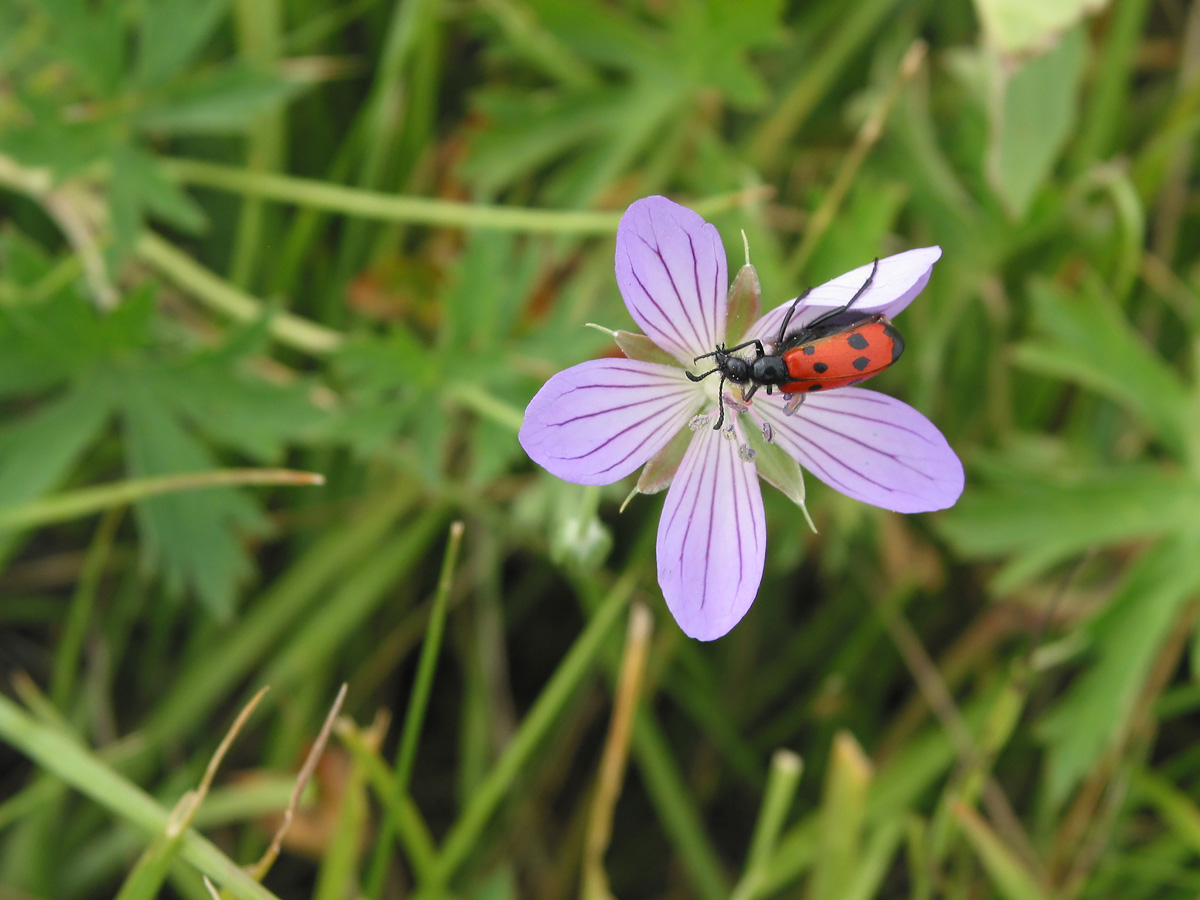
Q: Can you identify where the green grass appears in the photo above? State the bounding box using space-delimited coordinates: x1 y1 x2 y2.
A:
3 0 1200 897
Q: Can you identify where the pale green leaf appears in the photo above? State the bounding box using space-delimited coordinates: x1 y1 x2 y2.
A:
986 25 1087 219
974 0 1108 56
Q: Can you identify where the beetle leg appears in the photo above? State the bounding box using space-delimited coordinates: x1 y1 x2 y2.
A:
804 258 880 333
776 287 812 344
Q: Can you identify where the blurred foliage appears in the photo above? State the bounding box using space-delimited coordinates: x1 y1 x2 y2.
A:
4 0 1200 898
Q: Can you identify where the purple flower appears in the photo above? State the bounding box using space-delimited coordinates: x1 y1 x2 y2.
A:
519 196 963 641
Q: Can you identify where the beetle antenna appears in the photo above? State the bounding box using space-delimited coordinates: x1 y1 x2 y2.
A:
776 288 813 344
686 366 721 383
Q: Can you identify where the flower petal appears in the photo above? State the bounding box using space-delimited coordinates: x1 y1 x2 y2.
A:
615 196 728 364
757 388 963 513
750 247 942 346
519 358 701 485
657 424 766 641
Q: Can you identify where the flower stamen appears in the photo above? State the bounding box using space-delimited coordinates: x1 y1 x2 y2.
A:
782 393 806 417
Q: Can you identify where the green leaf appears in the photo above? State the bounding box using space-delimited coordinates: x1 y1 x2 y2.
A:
1039 534 1200 806
135 64 306 135
162 348 325 462
0 108 122 179
1015 277 1192 458
0 385 112 559
137 0 231 85
119 376 269 619
111 145 207 261
440 232 536 353
330 329 436 456
25 0 126 95
335 328 437 396
986 25 1087 219
0 3 20 64
0 284 155 395
939 465 1198 588
671 0 784 110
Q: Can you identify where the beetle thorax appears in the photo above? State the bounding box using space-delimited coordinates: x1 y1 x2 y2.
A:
750 354 790 386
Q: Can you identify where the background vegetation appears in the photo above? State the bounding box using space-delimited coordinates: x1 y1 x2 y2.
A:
2 0 1200 897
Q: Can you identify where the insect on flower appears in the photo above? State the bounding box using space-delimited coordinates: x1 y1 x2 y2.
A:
519 196 964 641
687 257 905 429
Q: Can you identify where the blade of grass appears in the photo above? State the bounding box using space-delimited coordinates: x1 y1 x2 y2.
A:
0 694 281 900
261 509 447 691
250 684 348 882
1132 769 1200 854
631 711 732 900
364 520 466 899
50 507 123 710
746 0 901 168
952 801 1053 900
1069 0 1152 170
313 707 381 900
784 39 926 280
337 718 438 881
329 0 440 288
113 689 269 900
809 731 873 900
395 519 464 789
417 572 634 896
230 0 284 289
730 750 803 900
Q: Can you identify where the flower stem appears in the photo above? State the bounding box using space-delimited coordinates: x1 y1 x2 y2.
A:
0 469 324 531
161 158 770 234
137 233 345 355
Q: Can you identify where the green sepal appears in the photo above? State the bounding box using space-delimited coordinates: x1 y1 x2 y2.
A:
615 330 680 367
636 423 695 495
726 263 762 343
743 419 817 532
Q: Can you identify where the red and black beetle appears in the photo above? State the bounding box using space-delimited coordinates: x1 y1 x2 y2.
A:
687 259 904 429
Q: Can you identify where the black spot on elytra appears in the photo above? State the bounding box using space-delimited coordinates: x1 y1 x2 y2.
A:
847 332 869 350
852 356 871 371
813 362 829 374
807 384 823 391
802 345 815 355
